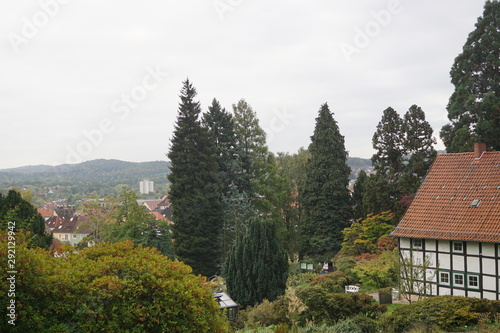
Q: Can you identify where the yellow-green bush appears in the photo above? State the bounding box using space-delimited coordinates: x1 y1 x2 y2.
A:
0 231 228 332
383 295 500 332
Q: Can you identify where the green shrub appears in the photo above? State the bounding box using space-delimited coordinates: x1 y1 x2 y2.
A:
274 323 290 333
384 295 500 332
244 297 288 328
300 324 336 333
334 315 377 333
0 234 229 333
296 285 386 325
309 271 348 293
331 320 362 333
287 272 317 288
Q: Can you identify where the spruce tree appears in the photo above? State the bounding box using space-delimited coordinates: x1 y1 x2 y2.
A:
299 103 352 261
202 98 239 191
224 217 288 307
371 107 406 181
232 99 269 198
440 0 500 152
167 79 222 277
400 104 437 194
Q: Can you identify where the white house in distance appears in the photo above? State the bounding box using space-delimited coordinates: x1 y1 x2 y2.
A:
140 179 154 194
391 144 500 300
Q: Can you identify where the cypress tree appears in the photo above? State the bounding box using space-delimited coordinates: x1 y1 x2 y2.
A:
167 79 222 277
440 0 500 152
299 103 352 261
224 217 288 307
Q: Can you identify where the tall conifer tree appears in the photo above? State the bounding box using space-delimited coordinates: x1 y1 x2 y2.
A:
167 79 222 277
299 103 352 261
224 217 288 307
440 0 500 152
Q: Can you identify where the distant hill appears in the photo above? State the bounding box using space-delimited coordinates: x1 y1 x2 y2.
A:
0 157 370 197
0 159 170 195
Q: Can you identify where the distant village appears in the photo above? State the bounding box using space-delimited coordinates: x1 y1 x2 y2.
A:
38 179 172 249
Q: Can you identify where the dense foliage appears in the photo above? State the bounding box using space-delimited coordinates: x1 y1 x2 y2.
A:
167 79 223 277
299 103 352 261
383 295 500 332
0 189 52 249
224 217 288 307
440 0 500 152
0 232 228 332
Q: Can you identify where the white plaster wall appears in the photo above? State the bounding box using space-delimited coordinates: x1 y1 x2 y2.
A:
453 255 465 271
429 284 437 296
467 242 479 255
427 253 438 269
482 258 496 275
482 243 495 257
454 289 466 296
483 291 497 301
400 238 411 249
401 249 411 260
426 268 437 282
438 240 449 252
484 275 497 290
439 287 451 295
439 253 451 269
468 291 481 298
425 239 436 251
413 250 424 264
467 256 481 274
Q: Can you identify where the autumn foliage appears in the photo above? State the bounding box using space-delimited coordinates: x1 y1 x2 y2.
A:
0 230 228 332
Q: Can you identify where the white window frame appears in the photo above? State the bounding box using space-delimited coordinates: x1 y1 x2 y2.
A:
72 234 77 239
468 275 480 289
412 239 423 250
453 273 464 287
453 241 464 253
439 271 450 285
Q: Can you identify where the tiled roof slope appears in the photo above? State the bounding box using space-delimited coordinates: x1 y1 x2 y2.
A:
391 151 500 243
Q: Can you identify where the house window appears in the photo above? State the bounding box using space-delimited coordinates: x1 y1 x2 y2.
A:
439 272 450 285
72 234 77 239
453 273 464 287
412 239 423 250
468 275 479 289
453 242 464 253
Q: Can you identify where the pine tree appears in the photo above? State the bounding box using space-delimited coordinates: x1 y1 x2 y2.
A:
440 0 500 152
167 79 223 277
299 103 352 261
0 189 52 249
224 217 288 307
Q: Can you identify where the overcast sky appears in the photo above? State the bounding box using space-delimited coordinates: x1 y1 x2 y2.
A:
0 0 488 170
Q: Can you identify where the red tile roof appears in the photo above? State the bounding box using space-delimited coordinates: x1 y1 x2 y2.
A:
391 151 500 243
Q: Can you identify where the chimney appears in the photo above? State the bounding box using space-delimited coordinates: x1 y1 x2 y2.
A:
474 143 487 158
